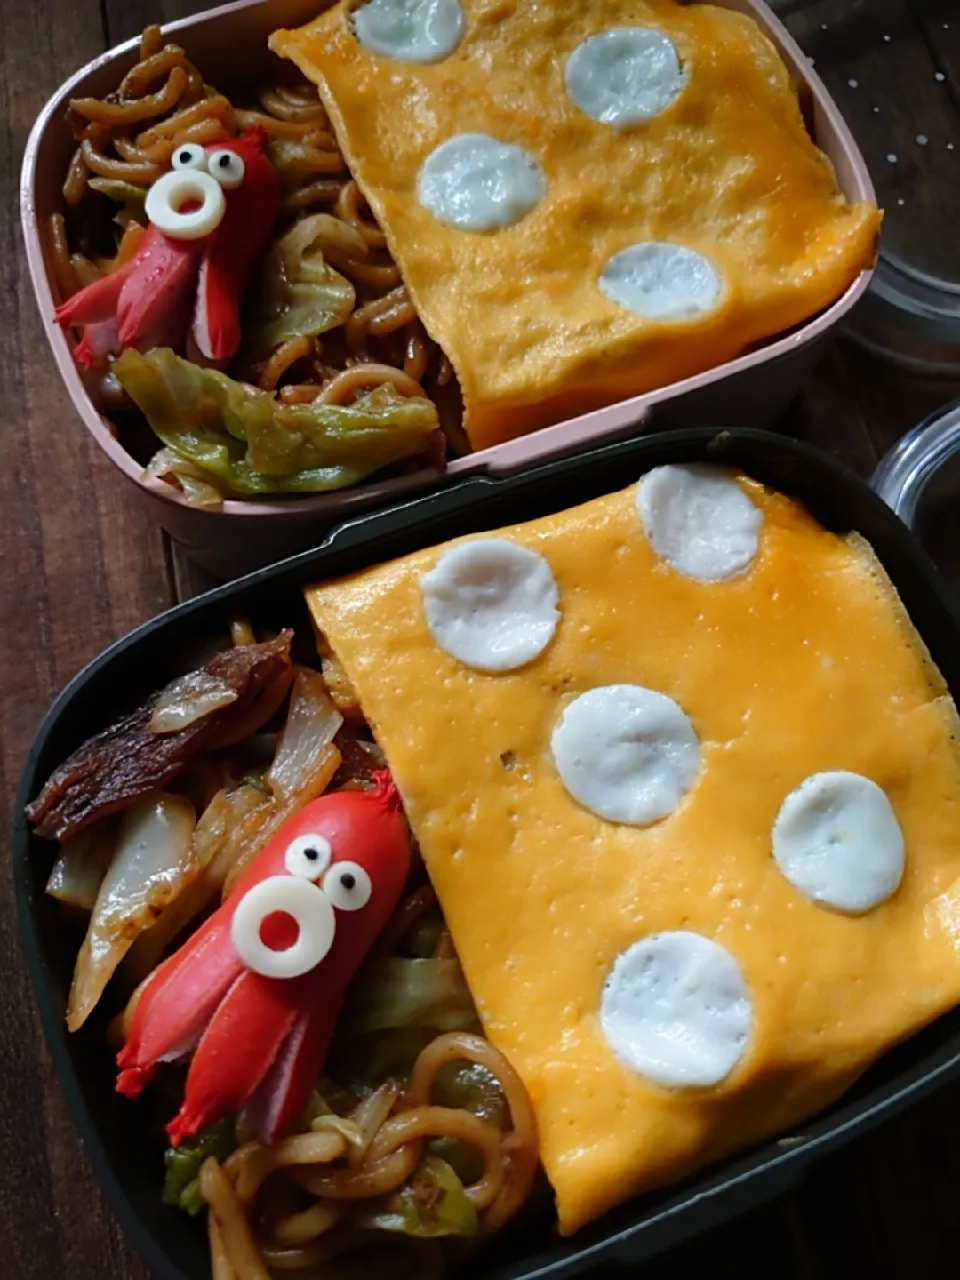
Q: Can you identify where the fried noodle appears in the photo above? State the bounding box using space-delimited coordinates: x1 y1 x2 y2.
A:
51 24 464 474
34 611 538 1278
198 892 538 1278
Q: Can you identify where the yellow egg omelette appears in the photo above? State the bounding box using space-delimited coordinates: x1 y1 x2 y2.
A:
272 0 880 450
305 467 960 1235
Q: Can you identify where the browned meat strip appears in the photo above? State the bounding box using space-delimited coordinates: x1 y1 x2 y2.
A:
330 724 387 790
27 632 293 842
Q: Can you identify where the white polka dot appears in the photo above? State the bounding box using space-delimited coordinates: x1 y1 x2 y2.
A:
417 134 545 232
421 538 559 672
637 463 761 582
551 685 700 826
600 243 722 321
352 0 464 63
565 27 685 128
772 771 905 914
601 932 752 1088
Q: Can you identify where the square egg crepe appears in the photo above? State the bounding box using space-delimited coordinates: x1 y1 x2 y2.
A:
272 0 880 449
306 468 960 1235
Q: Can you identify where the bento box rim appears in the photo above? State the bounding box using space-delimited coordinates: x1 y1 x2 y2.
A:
20 0 878 523
14 425 960 1280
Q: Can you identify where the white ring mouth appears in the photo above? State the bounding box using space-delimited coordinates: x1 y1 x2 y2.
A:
145 169 227 241
231 876 336 979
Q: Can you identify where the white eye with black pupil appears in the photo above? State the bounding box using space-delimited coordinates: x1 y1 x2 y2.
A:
208 149 246 189
172 142 208 172
323 861 372 911
284 834 333 881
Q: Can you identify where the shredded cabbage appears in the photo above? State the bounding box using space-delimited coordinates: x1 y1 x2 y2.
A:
341 958 478 1037
243 213 356 351
429 1062 509 1184
432 1060 508 1126
354 1156 478 1239
88 177 148 227
400 907 445 959
331 1028 437 1088
88 177 147 205
163 1118 237 1216
114 348 440 496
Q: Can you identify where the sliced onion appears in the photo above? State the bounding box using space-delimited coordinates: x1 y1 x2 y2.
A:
118 783 273 990
45 820 117 912
215 670 344 896
222 743 341 900
267 670 343 804
205 667 295 752
67 792 197 1031
149 669 240 734
192 783 273 872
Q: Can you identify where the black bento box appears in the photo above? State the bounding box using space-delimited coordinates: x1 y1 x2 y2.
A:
14 427 960 1280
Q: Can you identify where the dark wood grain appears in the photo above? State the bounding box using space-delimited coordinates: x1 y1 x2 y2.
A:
1 1 169 1277
6 2 960 1279
103 0 212 44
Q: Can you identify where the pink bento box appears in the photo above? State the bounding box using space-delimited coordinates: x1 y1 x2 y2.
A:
21 0 877 579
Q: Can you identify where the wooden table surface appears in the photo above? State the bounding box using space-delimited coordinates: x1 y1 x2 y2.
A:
4 0 960 1276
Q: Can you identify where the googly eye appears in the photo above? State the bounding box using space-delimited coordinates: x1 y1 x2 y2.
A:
284 833 333 881
322 860 372 911
172 142 208 172
208 148 246 189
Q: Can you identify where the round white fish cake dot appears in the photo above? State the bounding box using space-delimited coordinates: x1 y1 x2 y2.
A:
637 463 762 582
600 242 722 321
420 538 560 672
772 771 905 914
418 133 546 232
601 932 753 1088
566 27 686 127
551 684 700 826
352 0 465 63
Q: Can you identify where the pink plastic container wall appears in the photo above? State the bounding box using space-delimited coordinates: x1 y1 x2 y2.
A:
21 0 877 579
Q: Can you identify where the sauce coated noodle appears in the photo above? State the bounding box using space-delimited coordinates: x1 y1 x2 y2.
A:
51 25 465 465
195 921 538 1278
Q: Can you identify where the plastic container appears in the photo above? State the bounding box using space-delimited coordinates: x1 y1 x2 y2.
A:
873 398 960 592
846 254 960 377
15 426 960 1280
21 0 877 579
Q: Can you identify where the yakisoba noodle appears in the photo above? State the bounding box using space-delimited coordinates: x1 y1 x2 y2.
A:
194 1019 539 1278
52 24 464 464
31 609 535 1276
